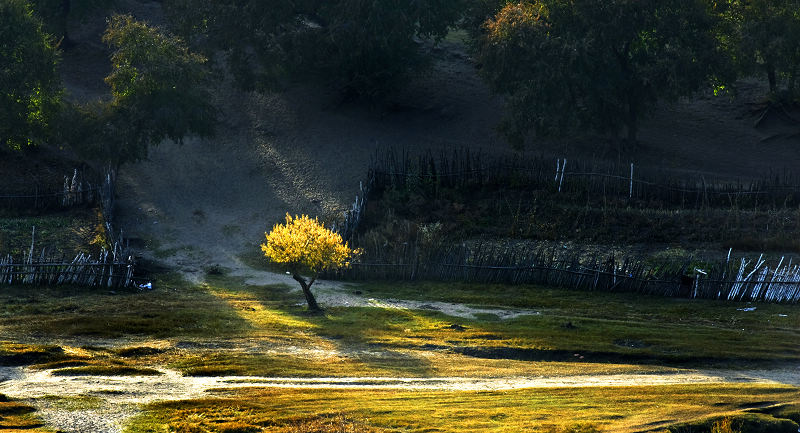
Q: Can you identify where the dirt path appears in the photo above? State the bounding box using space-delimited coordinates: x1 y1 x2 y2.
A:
235 266 539 319
2 366 800 433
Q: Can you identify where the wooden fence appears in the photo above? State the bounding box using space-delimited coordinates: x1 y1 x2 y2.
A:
1 167 125 249
0 169 105 210
369 149 800 210
325 243 800 303
0 168 135 288
331 173 374 242
0 227 134 288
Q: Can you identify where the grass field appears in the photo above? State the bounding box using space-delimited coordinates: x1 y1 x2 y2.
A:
2 273 799 376
125 385 800 433
1 269 799 431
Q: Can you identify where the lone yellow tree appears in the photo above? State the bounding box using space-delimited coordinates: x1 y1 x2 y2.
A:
262 214 356 311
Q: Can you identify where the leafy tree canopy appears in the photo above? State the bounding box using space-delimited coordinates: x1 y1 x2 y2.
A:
28 0 115 47
0 0 62 151
164 0 467 98
477 0 723 147
262 213 357 311
72 14 215 166
718 0 800 99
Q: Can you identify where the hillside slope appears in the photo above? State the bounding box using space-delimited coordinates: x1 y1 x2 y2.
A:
56 0 799 278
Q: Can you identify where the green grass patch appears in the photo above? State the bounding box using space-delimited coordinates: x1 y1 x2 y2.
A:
115 346 168 358
2 275 800 376
24 344 176 374
171 353 372 377
307 282 800 365
169 348 436 378
0 400 36 416
357 280 800 322
0 341 68 366
667 413 799 433
125 385 800 433
754 402 800 424
34 359 93 369
0 275 253 339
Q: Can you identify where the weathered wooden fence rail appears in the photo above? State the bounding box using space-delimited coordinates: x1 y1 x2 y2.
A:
0 226 134 288
325 244 800 303
0 256 134 288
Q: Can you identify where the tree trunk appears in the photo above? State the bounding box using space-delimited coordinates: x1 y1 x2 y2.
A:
788 64 798 100
58 0 75 50
767 64 777 95
292 273 321 311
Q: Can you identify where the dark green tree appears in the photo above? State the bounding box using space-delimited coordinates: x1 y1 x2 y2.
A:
163 0 467 98
720 0 800 98
27 0 114 48
72 14 215 166
163 0 294 91
477 0 723 147
0 0 62 151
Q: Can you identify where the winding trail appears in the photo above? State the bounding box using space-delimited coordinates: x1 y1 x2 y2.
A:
2 368 791 398
3 365 800 433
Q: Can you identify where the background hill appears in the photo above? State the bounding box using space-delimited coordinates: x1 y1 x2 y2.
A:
49 0 800 279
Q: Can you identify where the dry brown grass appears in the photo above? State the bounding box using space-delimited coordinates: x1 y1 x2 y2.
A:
0 395 51 432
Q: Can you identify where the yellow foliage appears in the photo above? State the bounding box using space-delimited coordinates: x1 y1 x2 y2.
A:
261 214 357 274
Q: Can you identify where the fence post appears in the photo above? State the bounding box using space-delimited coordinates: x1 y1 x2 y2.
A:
629 163 634 199
555 158 561 183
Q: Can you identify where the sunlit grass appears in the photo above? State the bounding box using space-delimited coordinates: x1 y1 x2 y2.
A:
1 274 799 431
0 274 252 339
0 395 51 432
0 341 68 366
209 288 318 333
352 281 800 364
1 274 800 378
126 385 800 433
